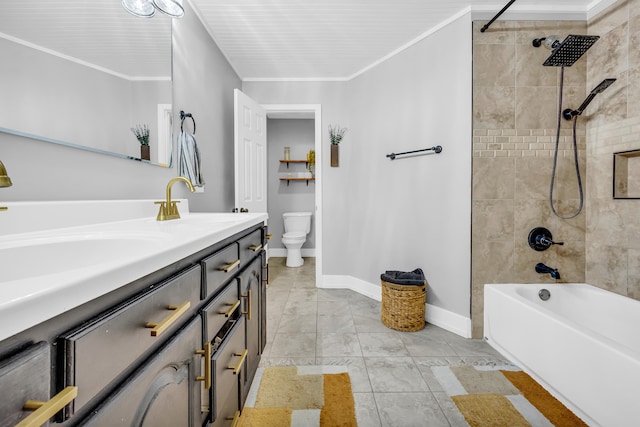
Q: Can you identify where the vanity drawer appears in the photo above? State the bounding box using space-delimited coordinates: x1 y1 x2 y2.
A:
59 265 201 416
211 316 245 423
211 373 240 427
79 316 203 427
202 279 240 343
238 228 263 265
0 342 51 427
202 243 240 299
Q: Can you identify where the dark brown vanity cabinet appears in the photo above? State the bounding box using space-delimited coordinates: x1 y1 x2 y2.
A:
0 222 266 427
0 342 51 427
210 317 246 427
201 243 240 299
59 266 202 418
239 256 263 405
238 228 263 266
78 316 204 426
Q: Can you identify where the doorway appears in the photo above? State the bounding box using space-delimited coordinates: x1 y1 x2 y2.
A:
264 104 322 287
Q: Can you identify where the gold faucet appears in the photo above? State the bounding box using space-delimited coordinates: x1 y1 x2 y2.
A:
0 160 12 212
155 176 195 221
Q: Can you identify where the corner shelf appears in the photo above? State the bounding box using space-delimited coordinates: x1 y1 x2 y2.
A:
280 177 315 186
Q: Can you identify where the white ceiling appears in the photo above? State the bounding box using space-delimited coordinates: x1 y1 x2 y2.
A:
190 0 608 80
0 0 611 81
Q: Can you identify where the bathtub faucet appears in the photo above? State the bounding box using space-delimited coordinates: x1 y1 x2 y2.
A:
535 263 561 280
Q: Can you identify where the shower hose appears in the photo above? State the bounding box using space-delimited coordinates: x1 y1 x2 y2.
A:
550 66 583 219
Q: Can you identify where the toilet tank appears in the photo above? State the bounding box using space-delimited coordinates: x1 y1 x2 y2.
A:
283 212 312 234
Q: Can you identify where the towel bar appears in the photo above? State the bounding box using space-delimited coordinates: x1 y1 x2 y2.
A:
386 145 442 160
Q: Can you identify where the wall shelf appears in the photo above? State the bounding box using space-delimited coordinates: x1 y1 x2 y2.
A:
280 177 315 186
280 159 308 168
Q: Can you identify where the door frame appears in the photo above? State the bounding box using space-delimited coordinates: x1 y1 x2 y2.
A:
263 104 323 287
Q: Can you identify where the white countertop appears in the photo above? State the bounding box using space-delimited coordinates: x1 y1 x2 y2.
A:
0 201 267 342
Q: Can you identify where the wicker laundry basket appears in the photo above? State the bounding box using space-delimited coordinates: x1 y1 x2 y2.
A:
381 280 426 332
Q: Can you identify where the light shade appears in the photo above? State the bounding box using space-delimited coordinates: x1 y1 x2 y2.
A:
122 0 155 18
153 0 184 18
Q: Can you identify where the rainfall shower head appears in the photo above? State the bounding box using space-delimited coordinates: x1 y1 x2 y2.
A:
538 34 600 67
563 78 617 120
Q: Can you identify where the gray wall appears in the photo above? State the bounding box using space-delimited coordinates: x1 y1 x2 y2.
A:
267 119 316 249
171 1 242 212
244 12 472 317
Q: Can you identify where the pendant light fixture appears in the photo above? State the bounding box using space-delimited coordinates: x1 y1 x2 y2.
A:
122 0 183 18
122 0 155 18
153 0 184 18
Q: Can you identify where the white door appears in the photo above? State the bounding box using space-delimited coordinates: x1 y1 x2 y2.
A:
234 89 267 213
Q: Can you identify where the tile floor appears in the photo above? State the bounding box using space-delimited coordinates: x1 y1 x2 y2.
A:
260 257 514 427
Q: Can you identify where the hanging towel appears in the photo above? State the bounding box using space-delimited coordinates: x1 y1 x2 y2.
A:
178 129 204 186
380 268 426 286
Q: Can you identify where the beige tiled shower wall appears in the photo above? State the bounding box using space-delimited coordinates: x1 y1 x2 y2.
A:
471 20 588 338
586 0 640 299
472 0 640 338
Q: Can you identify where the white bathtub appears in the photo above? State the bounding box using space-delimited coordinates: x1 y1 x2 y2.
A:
484 283 640 427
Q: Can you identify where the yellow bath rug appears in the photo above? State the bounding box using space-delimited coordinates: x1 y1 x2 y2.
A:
501 370 588 427
432 365 587 427
238 366 357 427
451 394 530 427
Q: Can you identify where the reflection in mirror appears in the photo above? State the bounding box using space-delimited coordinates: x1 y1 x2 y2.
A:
613 149 640 199
0 0 173 167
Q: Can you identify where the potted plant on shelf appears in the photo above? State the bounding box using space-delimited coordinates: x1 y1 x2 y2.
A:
329 124 347 167
131 124 150 161
307 149 316 178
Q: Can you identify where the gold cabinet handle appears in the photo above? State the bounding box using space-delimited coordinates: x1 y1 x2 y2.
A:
227 349 248 375
195 341 212 390
227 410 241 427
219 300 241 318
241 290 252 321
218 259 240 273
145 301 191 337
248 244 262 252
265 234 273 240
17 386 78 427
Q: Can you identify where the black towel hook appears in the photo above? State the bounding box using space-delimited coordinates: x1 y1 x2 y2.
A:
180 110 196 134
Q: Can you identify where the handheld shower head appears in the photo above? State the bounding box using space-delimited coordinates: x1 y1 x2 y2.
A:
563 78 617 120
590 78 617 94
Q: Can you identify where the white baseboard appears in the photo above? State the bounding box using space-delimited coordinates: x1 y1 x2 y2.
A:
321 274 471 338
321 275 382 301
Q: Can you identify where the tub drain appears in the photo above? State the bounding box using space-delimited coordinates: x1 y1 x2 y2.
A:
538 289 551 301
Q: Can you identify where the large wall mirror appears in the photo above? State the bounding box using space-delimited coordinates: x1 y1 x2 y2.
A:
0 0 173 167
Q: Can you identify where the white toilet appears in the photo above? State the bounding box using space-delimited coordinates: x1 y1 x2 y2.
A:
282 212 312 267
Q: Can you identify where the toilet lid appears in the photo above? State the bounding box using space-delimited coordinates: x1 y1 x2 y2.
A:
283 232 306 239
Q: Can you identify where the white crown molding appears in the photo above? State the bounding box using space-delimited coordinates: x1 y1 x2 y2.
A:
239 0 615 83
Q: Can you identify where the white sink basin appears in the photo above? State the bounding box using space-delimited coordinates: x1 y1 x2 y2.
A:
0 232 167 282
157 213 252 228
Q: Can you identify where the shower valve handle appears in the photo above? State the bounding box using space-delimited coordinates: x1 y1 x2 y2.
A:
528 227 563 251
537 236 564 247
